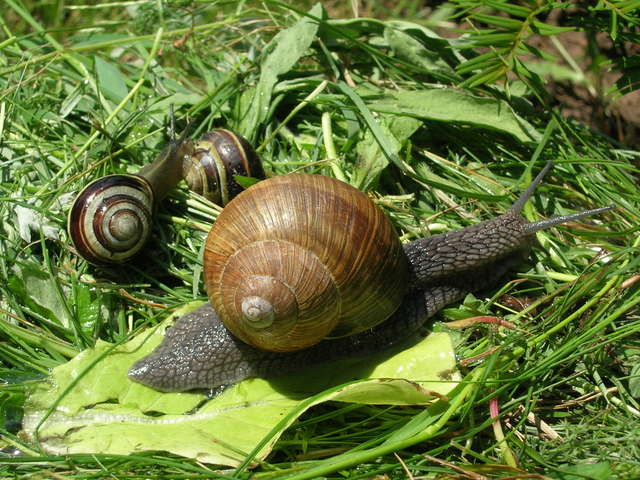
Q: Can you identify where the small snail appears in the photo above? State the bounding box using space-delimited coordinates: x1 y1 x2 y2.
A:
128 162 613 392
183 129 264 205
68 129 264 264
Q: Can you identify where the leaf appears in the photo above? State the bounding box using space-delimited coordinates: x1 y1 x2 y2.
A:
94 56 128 104
0 389 24 432
151 92 204 111
60 82 87 118
555 462 613 480
327 17 386 37
8 264 71 328
338 82 407 180
237 3 323 140
629 361 640 398
385 20 467 67
613 58 640 95
470 13 523 30
531 20 575 36
464 32 518 47
365 89 541 143
233 174 262 189
22 303 460 466
464 65 507 88
354 114 421 190
384 27 458 81
456 51 499 73
14 204 60 242
72 33 133 48
73 282 110 336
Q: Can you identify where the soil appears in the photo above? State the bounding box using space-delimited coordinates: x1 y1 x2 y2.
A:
530 30 640 149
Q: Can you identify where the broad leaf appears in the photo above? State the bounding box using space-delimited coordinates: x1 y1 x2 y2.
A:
23 303 459 466
354 114 421 190
366 88 541 143
237 3 323 141
94 56 128 104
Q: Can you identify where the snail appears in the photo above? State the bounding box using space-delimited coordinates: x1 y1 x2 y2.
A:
182 129 264 205
68 129 264 264
127 162 613 392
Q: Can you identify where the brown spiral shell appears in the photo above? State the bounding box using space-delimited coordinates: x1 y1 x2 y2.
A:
68 174 154 264
183 129 265 205
203 174 409 352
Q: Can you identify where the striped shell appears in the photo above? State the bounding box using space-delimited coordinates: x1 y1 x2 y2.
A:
183 129 265 205
204 174 409 352
68 174 154 264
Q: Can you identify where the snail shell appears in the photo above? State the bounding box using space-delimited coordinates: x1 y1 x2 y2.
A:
183 129 265 205
68 174 154 264
203 173 409 352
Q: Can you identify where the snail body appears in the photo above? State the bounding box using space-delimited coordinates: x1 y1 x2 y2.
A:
68 129 263 264
128 162 613 392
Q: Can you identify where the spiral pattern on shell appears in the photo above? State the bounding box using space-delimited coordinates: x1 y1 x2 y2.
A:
68 174 154 264
203 174 410 352
183 129 265 205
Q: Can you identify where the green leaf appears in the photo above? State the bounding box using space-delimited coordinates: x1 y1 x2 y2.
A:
413 163 506 201
94 56 128 104
233 174 262 189
470 13 523 30
365 89 541 143
384 27 458 81
354 114 421 190
338 81 410 179
327 17 386 37
237 3 323 141
8 264 71 328
73 281 99 333
531 20 575 36
555 462 613 480
0 389 25 431
629 361 640 398
609 53 640 94
456 51 500 73
385 19 467 67
22 303 459 466
464 32 518 47
464 65 508 87
525 60 584 84
72 33 133 48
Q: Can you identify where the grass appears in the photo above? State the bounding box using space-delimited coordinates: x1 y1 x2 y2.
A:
1 1 639 479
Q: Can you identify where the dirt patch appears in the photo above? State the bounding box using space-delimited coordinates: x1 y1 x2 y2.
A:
530 29 640 148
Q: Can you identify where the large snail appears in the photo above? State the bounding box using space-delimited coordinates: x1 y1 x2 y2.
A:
68 129 264 264
125 160 613 392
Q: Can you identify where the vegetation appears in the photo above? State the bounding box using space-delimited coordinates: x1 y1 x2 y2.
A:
1 1 639 478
